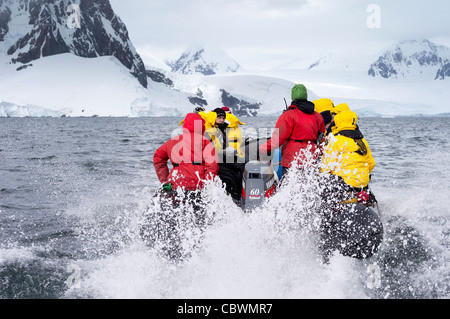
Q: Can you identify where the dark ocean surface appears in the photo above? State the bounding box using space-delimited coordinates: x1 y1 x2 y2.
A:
0 117 449 299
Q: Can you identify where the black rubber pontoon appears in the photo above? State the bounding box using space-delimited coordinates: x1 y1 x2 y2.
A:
321 203 384 260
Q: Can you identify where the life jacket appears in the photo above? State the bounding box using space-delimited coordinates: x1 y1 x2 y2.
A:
224 113 245 158
331 110 365 153
205 123 228 156
335 129 368 156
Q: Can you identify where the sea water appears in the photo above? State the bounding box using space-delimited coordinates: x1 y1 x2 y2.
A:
0 116 449 299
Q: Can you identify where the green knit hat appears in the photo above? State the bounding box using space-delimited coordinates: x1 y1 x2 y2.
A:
291 84 308 101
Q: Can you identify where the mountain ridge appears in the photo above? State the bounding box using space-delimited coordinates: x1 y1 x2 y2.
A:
0 0 148 88
272 39 450 81
368 39 450 80
168 45 241 76
0 2 449 117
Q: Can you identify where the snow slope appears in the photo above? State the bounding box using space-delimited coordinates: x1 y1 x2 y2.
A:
1 50 448 117
0 1 304 118
0 52 305 117
261 39 450 116
262 66 450 115
0 53 190 117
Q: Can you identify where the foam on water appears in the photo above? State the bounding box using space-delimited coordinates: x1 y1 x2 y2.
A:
1 117 449 299
60 156 380 299
0 247 35 265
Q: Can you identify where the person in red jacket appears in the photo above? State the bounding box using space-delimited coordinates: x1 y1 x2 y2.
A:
146 113 219 262
260 84 325 179
153 112 219 191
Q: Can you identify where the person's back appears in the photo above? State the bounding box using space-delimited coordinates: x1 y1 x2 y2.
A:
153 113 219 191
148 113 219 262
320 110 375 189
317 110 377 262
260 84 325 174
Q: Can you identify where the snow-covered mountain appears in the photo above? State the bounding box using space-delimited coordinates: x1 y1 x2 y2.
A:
368 39 450 80
274 39 450 82
304 53 377 73
1 1 448 118
0 0 147 88
0 1 305 118
261 39 450 117
435 62 450 80
0 50 302 117
169 45 241 75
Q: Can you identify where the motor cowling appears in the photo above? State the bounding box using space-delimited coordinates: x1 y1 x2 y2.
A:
241 161 278 211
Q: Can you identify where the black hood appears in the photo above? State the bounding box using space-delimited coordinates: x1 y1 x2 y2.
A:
335 125 364 139
291 100 315 115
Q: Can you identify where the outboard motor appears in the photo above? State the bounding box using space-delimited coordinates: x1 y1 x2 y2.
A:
241 160 278 211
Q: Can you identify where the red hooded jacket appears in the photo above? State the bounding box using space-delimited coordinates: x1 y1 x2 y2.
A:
260 101 325 168
153 113 219 190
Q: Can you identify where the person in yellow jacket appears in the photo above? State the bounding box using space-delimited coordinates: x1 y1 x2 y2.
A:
324 102 351 137
331 103 350 115
223 111 245 158
317 110 378 263
180 108 245 155
319 110 376 205
313 98 335 114
196 108 245 159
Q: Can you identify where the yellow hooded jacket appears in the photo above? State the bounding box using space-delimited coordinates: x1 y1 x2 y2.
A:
224 113 245 157
331 103 350 115
313 98 335 114
320 110 375 189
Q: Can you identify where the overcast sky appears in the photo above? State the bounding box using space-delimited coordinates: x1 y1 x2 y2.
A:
109 0 450 70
